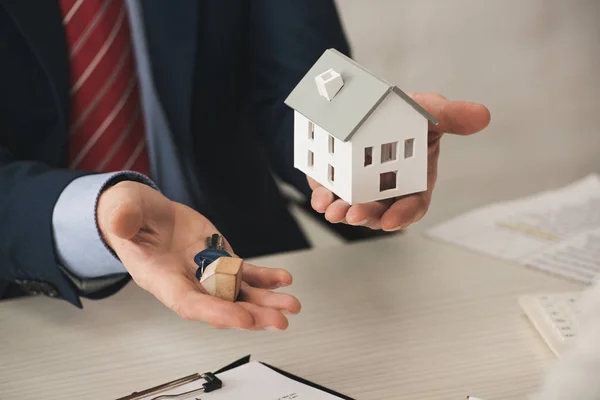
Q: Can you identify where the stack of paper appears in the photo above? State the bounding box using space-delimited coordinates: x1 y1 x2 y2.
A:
427 174 600 284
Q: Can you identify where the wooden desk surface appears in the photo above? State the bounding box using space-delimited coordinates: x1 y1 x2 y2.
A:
0 233 583 400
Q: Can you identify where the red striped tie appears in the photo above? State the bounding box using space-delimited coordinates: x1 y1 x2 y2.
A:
58 0 150 175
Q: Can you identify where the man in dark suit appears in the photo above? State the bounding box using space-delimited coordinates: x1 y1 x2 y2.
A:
0 0 490 330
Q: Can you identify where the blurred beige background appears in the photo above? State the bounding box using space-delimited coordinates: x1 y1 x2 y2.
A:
293 0 600 243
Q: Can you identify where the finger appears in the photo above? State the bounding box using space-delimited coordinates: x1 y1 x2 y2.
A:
236 302 289 331
380 195 429 231
410 93 491 135
345 199 394 226
238 283 301 314
324 199 350 223
141 268 255 329
365 220 382 230
311 186 335 213
242 263 293 289
307 176 323 190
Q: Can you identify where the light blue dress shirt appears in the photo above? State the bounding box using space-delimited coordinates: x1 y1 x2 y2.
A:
52 0 193 279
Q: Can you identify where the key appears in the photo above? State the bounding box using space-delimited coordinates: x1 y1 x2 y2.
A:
206 233 225 251
195 234 231 279
194 234 243 302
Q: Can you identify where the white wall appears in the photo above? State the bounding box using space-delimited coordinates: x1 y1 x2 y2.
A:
293 111 353 203
350 93 428 204
333 0 600 230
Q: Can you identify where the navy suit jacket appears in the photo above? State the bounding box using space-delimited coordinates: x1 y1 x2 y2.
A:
0 0 351 306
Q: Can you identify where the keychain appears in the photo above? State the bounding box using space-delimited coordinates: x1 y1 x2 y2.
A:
194 234 243 302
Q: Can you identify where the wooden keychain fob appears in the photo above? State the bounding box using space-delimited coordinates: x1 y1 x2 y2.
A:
194 234 243 302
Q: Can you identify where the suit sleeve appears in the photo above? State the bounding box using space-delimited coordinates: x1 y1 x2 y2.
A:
247 0 352 198
0 147 92 306
0 146 150 307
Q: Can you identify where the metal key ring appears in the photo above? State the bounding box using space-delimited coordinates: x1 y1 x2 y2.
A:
194 234 231 280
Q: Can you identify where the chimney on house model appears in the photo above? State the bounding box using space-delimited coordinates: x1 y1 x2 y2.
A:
315 68 344 101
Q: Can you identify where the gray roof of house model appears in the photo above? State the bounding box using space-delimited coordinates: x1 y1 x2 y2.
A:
284 48 438 142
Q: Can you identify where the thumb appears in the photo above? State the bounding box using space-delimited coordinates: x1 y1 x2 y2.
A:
97 182 145 245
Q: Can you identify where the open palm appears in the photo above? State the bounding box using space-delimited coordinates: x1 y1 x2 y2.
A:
310 92 491 230
97 181 300 330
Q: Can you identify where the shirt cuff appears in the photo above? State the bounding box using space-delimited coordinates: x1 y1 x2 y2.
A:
52 171 159 279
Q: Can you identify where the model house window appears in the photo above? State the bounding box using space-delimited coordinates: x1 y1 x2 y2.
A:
404 138 414 159
328 135 335 154
308 150 314 168
364 147 373 166
381 142 398 163
308 121 314 140
328 164 335 183
380 171 397 192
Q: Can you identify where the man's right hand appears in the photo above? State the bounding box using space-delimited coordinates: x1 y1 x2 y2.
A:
96 181 301 330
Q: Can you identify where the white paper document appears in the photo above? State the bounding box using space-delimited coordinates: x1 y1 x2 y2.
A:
135 361 343 399
427 174 600 284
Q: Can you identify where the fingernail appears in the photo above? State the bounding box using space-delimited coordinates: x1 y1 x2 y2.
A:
386 225 404 232
276 279 292 288
266 326 282 331
353 219 369 226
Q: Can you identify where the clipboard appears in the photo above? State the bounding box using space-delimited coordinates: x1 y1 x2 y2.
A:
116 355 355 400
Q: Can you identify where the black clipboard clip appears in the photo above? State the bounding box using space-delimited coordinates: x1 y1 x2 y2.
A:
115 371 222 400
114 356 250 400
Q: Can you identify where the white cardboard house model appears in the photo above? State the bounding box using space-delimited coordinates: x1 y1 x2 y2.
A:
284 49 438 205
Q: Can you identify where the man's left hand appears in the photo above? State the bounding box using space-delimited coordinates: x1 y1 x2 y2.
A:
309 92 491 231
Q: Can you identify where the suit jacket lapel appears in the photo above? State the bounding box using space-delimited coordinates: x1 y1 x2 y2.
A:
1 0 70 131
